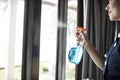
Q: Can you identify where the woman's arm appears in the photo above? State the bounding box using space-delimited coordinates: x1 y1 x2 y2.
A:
77 31 105 70
84 40 105 70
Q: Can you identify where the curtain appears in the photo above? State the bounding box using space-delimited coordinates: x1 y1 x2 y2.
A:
22 0 41 80
81 0 116 80
75 0 83 80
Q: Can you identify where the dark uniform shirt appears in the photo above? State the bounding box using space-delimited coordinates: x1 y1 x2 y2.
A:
103 33 120 80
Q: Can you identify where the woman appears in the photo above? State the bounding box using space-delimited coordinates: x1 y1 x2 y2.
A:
76 0 120 80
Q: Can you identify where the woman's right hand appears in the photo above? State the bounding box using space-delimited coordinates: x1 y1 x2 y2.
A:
76 30 88 46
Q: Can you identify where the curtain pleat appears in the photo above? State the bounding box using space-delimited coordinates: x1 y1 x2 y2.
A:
75 0 83 80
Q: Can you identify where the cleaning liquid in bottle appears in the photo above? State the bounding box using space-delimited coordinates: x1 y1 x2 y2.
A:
68 27 87 64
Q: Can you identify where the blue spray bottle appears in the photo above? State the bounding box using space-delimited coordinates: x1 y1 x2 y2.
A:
68 27 87 64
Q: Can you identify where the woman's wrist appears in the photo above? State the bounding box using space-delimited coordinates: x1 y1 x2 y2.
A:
83 41 88 47
83 42 86 47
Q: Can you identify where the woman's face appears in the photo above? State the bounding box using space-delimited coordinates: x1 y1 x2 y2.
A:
105 0 120 21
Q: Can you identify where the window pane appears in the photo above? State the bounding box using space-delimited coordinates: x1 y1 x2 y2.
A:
39 0 58 80
66 1 77 80
0 1 9 80
0 0 24 80
14 1 24 80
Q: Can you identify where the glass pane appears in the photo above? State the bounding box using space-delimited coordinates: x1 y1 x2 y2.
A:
39 0 58 80
66 0 77 80
14 1 24 80
0 1 9 80
0 0 24 80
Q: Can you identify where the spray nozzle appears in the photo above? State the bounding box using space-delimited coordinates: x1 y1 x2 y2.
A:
76 26 87 32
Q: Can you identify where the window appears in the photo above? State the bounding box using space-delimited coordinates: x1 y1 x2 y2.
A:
39 0 77 80
0 0 78 80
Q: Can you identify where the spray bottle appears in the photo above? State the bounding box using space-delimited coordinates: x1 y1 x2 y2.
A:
68 27 87 64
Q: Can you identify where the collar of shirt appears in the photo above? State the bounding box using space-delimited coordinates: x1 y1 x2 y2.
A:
118 33 120 38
